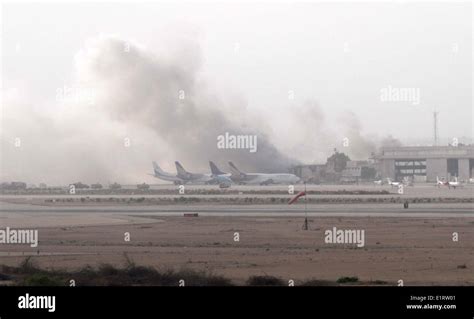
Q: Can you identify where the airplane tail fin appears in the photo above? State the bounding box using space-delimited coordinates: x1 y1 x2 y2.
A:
228 162 245 176
152 162 165 175
209 161 226 175
175 161 188 177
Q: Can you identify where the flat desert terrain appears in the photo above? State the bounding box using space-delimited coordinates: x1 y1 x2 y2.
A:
1 204 473 285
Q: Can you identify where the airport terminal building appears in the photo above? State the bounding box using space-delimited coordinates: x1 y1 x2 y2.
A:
375 145 474 182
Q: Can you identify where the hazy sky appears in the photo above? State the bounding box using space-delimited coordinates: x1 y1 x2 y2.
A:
1 1 472 184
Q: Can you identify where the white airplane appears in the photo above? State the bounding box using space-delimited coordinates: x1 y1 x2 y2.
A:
436 176 446 188
373 179 383 186
436 176 461 189
209 161 232 188
386 178 401 187
446 177 461 189
151 162 184 185
175 161 232 187
209 161 231 178
228 162 300 185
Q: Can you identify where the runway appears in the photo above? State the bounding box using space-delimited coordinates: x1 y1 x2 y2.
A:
0 196 473 286
0 201 473 219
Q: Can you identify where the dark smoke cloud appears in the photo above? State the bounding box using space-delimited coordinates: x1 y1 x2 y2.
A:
76 36 296 174
1 36 297 185
1 35 401 185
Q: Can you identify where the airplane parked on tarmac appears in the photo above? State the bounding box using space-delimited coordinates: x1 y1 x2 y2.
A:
437 176 461 189
436 176 445 188
209 161 231 178
175 161 232 188
445 177 461 189
447 177 461 189
386 178 401 187
151 162 184 185
228 162 300 185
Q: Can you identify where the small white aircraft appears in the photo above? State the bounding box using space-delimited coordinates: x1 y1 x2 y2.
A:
436 176 461 189
373 179 383 186
446 177 461 189
436 176 445 188
386 178 401 187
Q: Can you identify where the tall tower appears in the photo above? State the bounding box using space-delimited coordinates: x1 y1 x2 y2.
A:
433 111 439 146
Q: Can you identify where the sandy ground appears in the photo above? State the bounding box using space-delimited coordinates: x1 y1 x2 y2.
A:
1 212 473 285
1 184 472 285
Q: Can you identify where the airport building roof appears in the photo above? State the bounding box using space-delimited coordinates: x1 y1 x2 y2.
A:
377 145 474 159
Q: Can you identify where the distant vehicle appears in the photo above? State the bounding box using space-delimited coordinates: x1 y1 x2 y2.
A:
373 180 383 186
137 183 150 190
218 180 231 188
91 183 103 189
0 181 27 190
72 182 90 189
151 162 184 185
109 182 122 190
228 162 300 185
